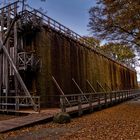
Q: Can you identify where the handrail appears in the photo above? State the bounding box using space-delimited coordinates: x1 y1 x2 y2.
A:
0 95 40 112
59 89 140 113
0 1 135 71
23 5 135 72
0 0 20 10
59 89 138 97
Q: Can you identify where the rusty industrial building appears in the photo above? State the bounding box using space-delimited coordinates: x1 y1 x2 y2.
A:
0 1 138 112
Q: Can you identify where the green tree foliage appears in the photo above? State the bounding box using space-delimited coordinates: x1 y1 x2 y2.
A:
82 36 100 46
82 36 136 67
88 0 140 47
100 43 136 66
79 36 100 49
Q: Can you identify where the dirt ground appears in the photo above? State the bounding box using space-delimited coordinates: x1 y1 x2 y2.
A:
0 99 140 140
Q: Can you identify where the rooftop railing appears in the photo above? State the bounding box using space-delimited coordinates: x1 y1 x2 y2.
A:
0 1 135 72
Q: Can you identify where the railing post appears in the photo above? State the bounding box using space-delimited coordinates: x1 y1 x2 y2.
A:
48 17 50 26
125 91 127 100
127 91 129 98
133 90 136 98
127 91 129 99
110 92 112 104
128 90 131 99
78 95 82 116
124 91 126 100
60 96 66 112
15 96 19 111
130 90 132 98
59 25 61 31
98 93 101 109
115 92 117 103
126 91 128 99
89 94 93 112
37 96 40 112
104 93 107 106
126 91 129 99
119 92 121 101
136 90 138 97
122 92 124 101
119 92 121 102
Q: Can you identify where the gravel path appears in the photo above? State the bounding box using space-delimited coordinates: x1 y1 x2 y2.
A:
1 99 140 140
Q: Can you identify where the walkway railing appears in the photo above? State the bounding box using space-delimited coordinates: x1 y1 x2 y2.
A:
0 96 40 112
60 89 140 114
16 1 134 71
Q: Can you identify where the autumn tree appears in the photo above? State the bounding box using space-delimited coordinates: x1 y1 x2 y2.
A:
79 36 100 49
88 0 140 47
82 36 100 46
100 43 136 67
80 36 136 66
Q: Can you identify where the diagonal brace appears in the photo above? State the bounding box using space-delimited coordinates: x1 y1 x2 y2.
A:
0 15 36 110
72 78 88 102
